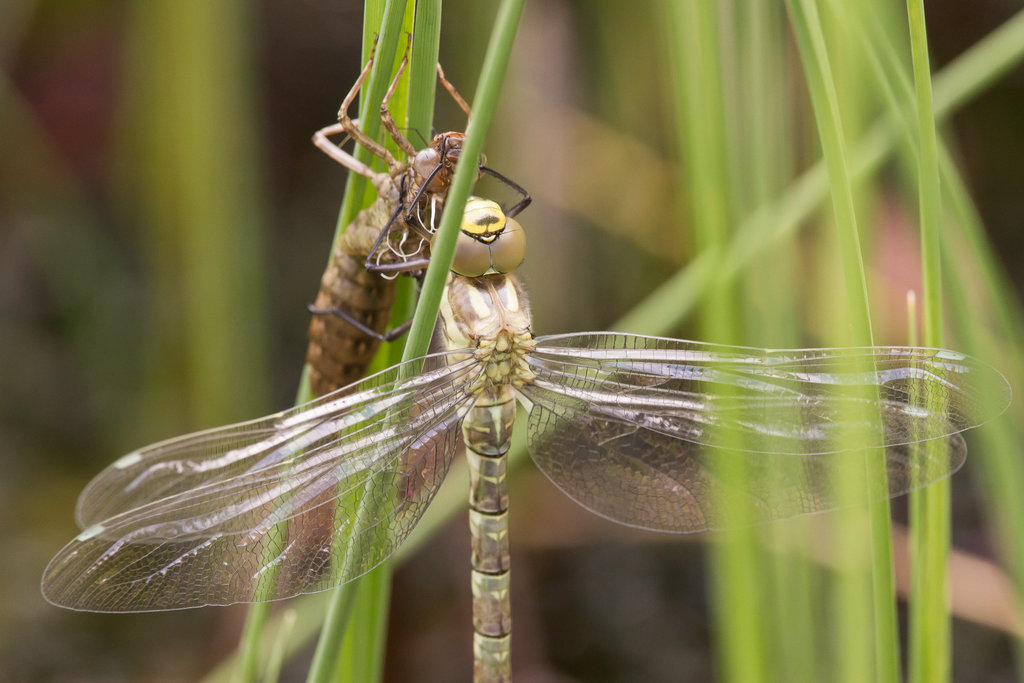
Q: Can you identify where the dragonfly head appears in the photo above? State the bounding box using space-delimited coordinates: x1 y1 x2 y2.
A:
452 197 525 277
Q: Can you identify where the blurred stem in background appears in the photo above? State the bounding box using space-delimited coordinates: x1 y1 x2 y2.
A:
903 1 952 681
116 0 269 437
735 4 822 682
663 2 769 683
790 1 910 680
304 5 413 683
115 2 271 679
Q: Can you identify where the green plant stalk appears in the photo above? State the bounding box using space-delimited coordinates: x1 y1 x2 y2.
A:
940 149 1024 679
825 4 969 678
380 0 442 374
379 0 441 374
328 5 436 680
784 0 873 341
239 3 409 681
905 6 944 369
407 0 442 147
304 3 414 683
334 565 392 683
664 2 768 682
904 2 951 682
785 2 898 682
941 243 1024 678
263 610 297 683
739 2 819 680
331 8 416 683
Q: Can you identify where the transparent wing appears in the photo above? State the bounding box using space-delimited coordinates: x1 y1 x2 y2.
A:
520 332 1010 533
43 353 481 612
76 352 469 528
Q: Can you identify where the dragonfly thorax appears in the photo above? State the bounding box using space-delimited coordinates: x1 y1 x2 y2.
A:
475 329 535 388
439 269 535 392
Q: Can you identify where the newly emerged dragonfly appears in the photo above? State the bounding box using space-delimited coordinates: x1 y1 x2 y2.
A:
43 199 1009 683
307 41 529 395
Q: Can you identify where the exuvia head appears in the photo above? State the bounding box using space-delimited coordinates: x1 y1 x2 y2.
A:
451 197 526 277
412 132 487 195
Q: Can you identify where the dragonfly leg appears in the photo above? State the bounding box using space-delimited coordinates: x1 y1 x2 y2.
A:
365 258 431 277
478 166 532 218
332 36 403 176
361 185 432 276
437 62 472 119
402 137 532 224
307 303 413 342
312 123 392 196
363 198 408 270
380 35 418 158
403 159 447 228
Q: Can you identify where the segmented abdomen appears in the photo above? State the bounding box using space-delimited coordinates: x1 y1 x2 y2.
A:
306 199 397 396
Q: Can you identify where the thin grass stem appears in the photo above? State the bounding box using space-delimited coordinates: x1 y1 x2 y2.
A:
905 3 951 681
304 3 413 682
664 2 769 681
785 2 899 681
262 610 297 683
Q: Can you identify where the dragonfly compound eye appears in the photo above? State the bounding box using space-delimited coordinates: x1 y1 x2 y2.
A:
452 233 492 277
489 217 525 274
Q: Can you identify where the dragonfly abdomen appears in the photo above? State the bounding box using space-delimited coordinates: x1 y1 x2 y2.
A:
465 388 516 683
307 199 398 396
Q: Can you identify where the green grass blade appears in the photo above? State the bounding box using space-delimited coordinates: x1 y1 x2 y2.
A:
663 2 769 681
262 610 297 683
904 2 952 682
785 2 898 682
382 0 442 371
304 4 413 682
310 2 525 681
407 0 442 142
737 2 820 680
328 8 415 682
785 0 872 341
333 564 392 683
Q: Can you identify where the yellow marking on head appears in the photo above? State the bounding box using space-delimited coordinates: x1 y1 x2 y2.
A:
461 198 506 236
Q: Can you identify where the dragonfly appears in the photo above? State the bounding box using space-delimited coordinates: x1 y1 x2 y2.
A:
42 198 1009 683
307 39 529 395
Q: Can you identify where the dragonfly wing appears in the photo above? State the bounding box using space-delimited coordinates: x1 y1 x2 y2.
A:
43 356 480 612
519 332 1009 533
76 352 470 528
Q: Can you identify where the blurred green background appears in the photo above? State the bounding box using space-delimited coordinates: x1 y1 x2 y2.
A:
4 1 1024 681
